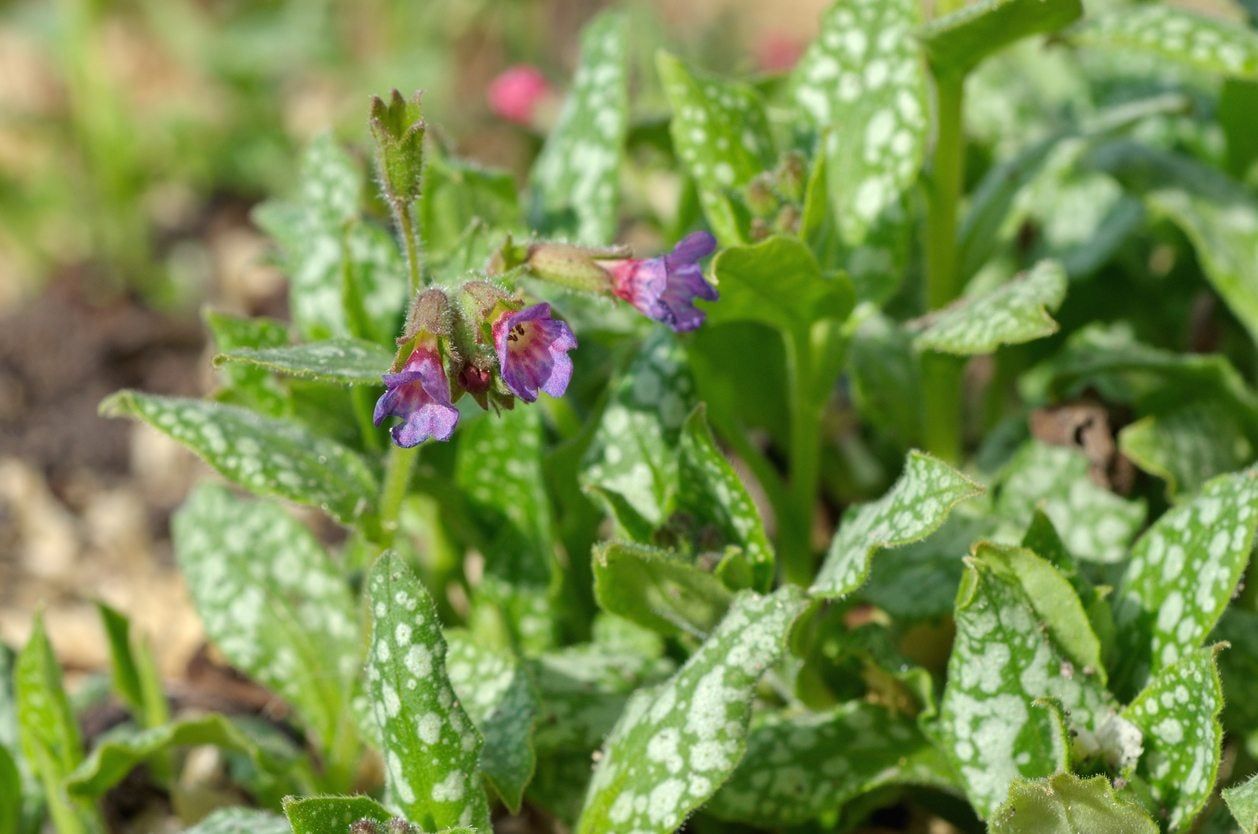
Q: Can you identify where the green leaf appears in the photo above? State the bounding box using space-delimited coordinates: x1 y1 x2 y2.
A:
365 552 490 832
848 310 921 447
101 392 376 524
214 338 393 386
937 544 1116 818
172 486 360 749
575 586 808 834
424 153 521 261
706 236 854 335
204 310 290 417
920 0 1083 77
912 260 1067 355
581 331 695 527
1225 773 1258 834
1119 404 1254 499
1020 510 1115 659
445 630 539 812
0 648 38 834
862 510 994 620
1073 6 1258 81
707 702 957 827
66 714 302 797
1121 647 1224 832
529 11 628 244
282 795 392 834
811 451 983 599
97 603 167 729
990 772 1159 834
592 542 733 639
1111 469 1258 695
657 51 775 244
181 808 290 834
0 745 19 834
1213 608 1258 734
993 440 1145 565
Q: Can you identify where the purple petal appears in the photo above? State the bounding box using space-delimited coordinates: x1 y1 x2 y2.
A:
493 303 578 402
374 346 458 445
665 231 717 268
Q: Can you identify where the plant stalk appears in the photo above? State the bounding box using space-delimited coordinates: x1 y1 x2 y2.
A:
377 444 420 549
782 331 822 585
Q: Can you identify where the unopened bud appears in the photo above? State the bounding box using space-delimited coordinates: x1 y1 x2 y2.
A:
775 150 806 202
369 89 426 210
744 173 778 216
524 242 623 294
349 820 384 834
773 204 801 235
401 287 450 345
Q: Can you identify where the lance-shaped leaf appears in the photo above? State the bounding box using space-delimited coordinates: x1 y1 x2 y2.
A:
1111 469 1258 695
582 331 695 527
173 486 360 750
101 392 376 524
707 702 957 827
576 586 809 834
657 51 775 244
1121 647 1224 833
1119 404 1254 499
937 544 1117 818
205 310 290 417
1226 773 1258 834
811 451 983 599
920 0 1083 76
182 808 290 834
912 260 1067 355
445 630 539 812
592 542 733 639
990 772 1159 834
0 745 18 834
215 339 393 386
1073 6 1258 81
282 795 392 833
0 646 39 834
97 603 167 730
528 11 628 244
365 553 490 832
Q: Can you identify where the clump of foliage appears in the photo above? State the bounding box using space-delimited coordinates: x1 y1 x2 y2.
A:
5 0 1258 832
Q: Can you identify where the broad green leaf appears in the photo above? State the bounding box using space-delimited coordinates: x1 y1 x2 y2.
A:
657 51 774 243
811 451 983 599
1225 773 1258 833
66 714 303 797
445 630 539 811
1073 6 1258 81
707 702 957 826
528 11 628 244
214 339 393 386
990 772 1159 834
862 510 994 620
424 152 521 259
1020 510 1115 659
592 542 733 639
101 392 376 523
181 808 290 834
1121 647 1224 832
706 236 854 335
920 0 1083 76
677 406 774 590
1111 469 1258 694
365 553 490 832
97 602 167 730
282 795 392 833
205 310 290 417
913 260 1067 355
994 440 1145 564
848 310 921 448
576 587 809 834
937 544 1116 818
172 486 360 749
1119 404 1253 499
581 331 695 527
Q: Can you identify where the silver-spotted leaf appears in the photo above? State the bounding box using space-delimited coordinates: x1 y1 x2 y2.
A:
182 808 290 834
990 772 1159 834
204 311 290 417
920 0 1082 76
214 339 393 386
1225 773 1258 833
1073 6 1258 81
1119 404 1254 499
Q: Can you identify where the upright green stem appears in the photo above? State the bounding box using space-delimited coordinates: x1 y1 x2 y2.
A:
781 332 822 585
377 444 420 549
397 203 424 293
922 71 967 463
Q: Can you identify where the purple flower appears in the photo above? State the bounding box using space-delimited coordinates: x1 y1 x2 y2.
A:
605 231 718 332
373 344 459 446
492 303 577 403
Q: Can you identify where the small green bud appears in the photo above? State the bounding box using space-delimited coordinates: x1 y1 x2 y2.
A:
775 150 807 203
773 203 801 236
524 242 627 294
369 89 426 210
400 287 450 347
744 172 778 216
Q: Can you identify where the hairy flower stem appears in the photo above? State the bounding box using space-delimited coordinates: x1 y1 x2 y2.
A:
923 71 966 463
782 331 822 585
397 202 424 293
378 444 420 549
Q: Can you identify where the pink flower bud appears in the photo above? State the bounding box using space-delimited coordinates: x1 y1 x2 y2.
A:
487 65 551 125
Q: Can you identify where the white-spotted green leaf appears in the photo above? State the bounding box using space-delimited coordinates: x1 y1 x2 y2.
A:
182 808 290 834
1111 469 1258 695
282 794 392 833
528 11 627 244
849 310 921 448
365 552 490 832
811 451 983 599
101 392 376 524
214 338 393 386
993 440 1145 565
1119 404 1254 499
581 331 695 527
912 260 1067 355
1120 647 1224 832
657 51 775 244
575 586 809 834
706 702 957 826
592 542 733 639
172 486 360 751
445 630 539 812
938 544 1117 818
920 0 1083 76
1073 6 1258 81
1225 773 1258 833
990 772 1159 834
205 310 291 417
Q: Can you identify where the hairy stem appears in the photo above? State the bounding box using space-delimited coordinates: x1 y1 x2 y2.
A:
377 444 420 549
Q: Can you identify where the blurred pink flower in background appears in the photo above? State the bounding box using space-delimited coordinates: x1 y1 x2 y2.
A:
487 65 552 125
755 32 804 73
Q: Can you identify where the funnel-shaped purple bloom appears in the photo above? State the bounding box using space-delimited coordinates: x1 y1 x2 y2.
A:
606 231 718 332
492 303 577 403
373 344 459 446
